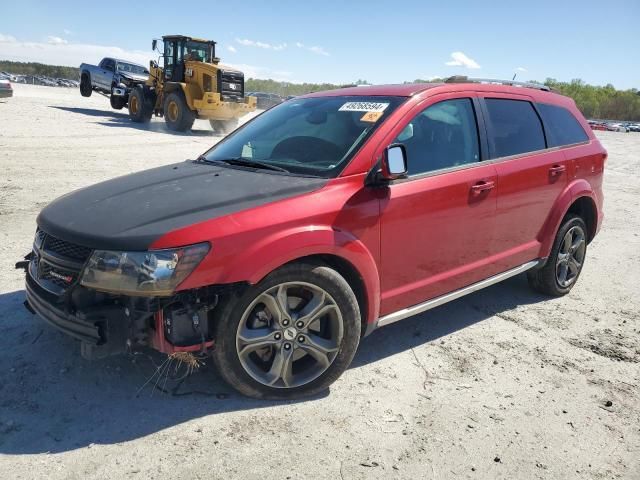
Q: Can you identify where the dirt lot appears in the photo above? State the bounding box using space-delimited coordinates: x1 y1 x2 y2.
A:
0 84 638 479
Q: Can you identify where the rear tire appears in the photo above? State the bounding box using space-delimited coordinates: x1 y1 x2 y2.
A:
128 87 153 123
80 74 92 97
211 262 361 399
163 92 195 132
209 118 239 135
527 214 587 296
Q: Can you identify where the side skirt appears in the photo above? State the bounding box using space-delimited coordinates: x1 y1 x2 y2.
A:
376 260 540 328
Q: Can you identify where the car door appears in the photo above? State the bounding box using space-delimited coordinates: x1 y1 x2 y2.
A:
479 95 569 271
378 94 501 316
97 59 114 89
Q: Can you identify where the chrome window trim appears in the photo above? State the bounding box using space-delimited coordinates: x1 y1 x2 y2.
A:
390 139 591 184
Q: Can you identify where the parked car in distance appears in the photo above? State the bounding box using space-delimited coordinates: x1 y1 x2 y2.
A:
606 122 628 132
0 79 13 98
19 79 606 399
249 91 283 109
79 57 149 110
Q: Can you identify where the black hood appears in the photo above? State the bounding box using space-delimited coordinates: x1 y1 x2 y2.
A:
37 161 326 251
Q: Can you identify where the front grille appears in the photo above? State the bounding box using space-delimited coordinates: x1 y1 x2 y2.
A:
218 70 244 101
30 229 93 295
44 235 92 262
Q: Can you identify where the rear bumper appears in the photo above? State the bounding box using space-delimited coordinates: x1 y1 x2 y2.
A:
0 90 13 98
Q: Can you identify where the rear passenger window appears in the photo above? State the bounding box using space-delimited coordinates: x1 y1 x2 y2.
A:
537 103 589 147
394 98 480 176
485 99 545 158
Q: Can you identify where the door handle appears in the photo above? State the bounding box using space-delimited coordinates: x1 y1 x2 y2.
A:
470 180 495 195
549 164 566 176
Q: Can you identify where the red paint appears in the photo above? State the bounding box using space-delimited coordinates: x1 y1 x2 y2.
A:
149 82 606 333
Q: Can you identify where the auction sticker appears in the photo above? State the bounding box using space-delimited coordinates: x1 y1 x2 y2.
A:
361 111 384 122
339 102 389 112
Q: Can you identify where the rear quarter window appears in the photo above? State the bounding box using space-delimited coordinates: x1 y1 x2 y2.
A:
537 103 589 147
485 98 546 158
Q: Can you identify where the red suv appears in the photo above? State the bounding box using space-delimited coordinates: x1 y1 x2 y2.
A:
18 79 605 399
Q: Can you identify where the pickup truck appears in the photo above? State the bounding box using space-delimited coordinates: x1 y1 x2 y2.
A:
79 57 149 110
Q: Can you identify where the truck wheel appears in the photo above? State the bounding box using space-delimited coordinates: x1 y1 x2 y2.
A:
128 87 152 123
80 74 92 97
211 262 361 399
110 93 126 110
527 214 587 296
209 118 239 134
163 92 195 132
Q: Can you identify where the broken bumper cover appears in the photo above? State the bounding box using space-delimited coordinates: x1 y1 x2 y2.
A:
25 275 102 344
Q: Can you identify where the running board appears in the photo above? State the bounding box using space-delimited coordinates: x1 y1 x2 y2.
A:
376 260 540 328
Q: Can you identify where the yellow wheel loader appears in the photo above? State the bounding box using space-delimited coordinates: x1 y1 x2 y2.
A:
128 35 256 132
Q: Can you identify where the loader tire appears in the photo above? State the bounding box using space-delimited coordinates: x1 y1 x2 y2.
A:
128 87 153 123
163 92 195 132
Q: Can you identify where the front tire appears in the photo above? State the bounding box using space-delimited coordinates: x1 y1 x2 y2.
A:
110 92 126 110
212 262 361 399
163 92 195 132
209 118 239 135
128 87 153 123
527 214 587 296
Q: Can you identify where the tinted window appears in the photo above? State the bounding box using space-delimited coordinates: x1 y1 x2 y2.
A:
537 103 589 147
485 99 545 158
394 98 480 176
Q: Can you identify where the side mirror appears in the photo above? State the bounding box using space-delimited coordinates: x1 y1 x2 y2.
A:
380 144 408 181
152 39 158 52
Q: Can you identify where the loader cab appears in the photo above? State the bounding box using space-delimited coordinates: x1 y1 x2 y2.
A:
160 35 217 83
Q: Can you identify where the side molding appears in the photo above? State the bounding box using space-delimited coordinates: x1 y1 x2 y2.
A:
376 260 539 328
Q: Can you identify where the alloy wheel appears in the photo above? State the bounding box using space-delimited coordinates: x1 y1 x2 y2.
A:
556 225 586 288
236 282 343 388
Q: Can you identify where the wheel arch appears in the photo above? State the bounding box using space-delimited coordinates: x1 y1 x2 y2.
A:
292 253 370 338
566 196 598 243
538 179 599 258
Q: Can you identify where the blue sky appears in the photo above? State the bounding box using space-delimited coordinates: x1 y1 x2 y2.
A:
0 0 637 89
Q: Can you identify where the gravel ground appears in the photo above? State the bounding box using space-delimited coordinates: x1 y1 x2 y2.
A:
0 84 638 479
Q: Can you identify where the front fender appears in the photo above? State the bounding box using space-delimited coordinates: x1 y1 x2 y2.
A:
184 225 381 326
538 179 598 258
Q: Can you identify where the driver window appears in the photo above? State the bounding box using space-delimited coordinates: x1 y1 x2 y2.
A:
394 98 480 176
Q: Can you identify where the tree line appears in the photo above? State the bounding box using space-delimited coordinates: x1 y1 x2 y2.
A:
2 60 638 120
0 60 80 80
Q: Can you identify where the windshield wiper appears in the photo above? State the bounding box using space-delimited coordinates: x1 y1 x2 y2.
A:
204 156 290 173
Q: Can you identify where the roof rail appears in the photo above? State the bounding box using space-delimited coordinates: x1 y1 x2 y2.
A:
444 76 552 92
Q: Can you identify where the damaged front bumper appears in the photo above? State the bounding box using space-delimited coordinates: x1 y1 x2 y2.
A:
17 243 243 360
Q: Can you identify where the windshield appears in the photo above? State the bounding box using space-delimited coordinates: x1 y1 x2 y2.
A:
203 96 404 177
184 41 213 62
117 62 149 75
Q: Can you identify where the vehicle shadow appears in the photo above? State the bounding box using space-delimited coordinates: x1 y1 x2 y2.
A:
352 273 547 368
49 106 219 137
0 274 547 454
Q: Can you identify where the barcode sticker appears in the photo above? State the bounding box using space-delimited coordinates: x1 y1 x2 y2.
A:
339 102 389 112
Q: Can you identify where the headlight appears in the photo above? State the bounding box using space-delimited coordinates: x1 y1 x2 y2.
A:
80 243 210 296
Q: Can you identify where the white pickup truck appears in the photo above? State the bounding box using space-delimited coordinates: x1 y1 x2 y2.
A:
79 57 149 110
